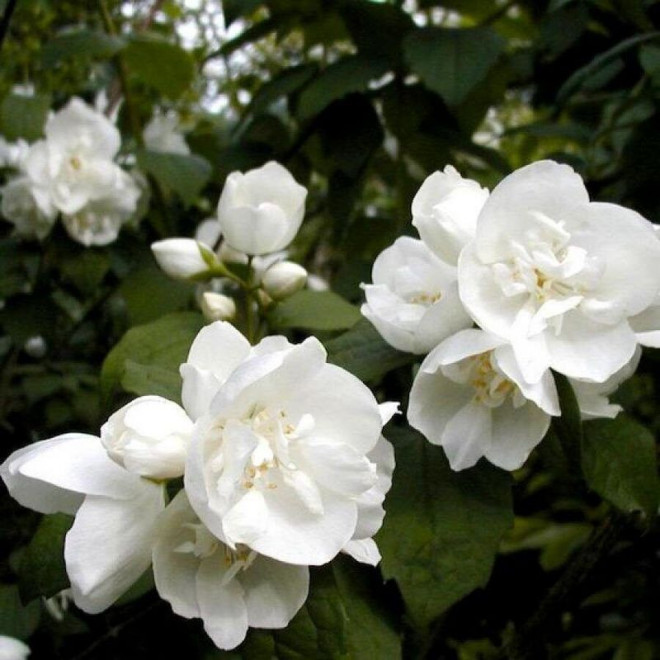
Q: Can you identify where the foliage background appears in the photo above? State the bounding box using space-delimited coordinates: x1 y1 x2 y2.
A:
0 0 659 658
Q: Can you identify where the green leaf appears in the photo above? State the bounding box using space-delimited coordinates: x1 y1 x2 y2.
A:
223 0 263 25
582 416 660 520
100 312 205 405
551 372 583 475
297 55 389 121
268 290 361 331
325 318 415 382
121 359 184 401
246 63 318 118
137 149 212 206
378 428 513 629
0 93 51 141
18 513 72 604
42 29 125 67
403 27 505 107
0 584 41 639
123 35 195 99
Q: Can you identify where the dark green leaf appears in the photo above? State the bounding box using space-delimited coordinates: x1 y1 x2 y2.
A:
247 63 318 118
582 416 660 520
297 55 389 121
42 29 125 67
223 0 263 25
325 318 415 382
378 427 513 629
0 93 51 141
218 14 297 58
18 513 72 604
137 149 212 206
551 372 583 475
124 35 195 99
0 584 41 639
403 27 505 107
121 359 185 401
100 312 205 405
269 290 361 331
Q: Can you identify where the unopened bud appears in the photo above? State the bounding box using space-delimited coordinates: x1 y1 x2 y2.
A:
261 261 307 301
151 238 217 280
201 292 236 321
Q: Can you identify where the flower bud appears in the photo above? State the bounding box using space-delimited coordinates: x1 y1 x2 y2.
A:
151 238 216 280
217 161 307 256
201 292 236 321
261 261 307 301
101 396 193 480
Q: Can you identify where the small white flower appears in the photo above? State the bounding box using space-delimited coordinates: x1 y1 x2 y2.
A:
361 236 472 354
201 292 236 322
143 111 190 155
0 635 30 660
101 396 194 480
152 238 217 280
0 433 165 613
181 322 391 565
412 165 488 265
217 161 307 256
261 261 308 301
408 328 559 471
0 137 30 169
458 160 660 384
153 491 309 650
0 176 57 240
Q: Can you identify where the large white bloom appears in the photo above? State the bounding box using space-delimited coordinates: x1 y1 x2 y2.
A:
1 176 57 240
361 236 472 354
458 161 660 384
0 635 30 660
408 329 559 471
153 491 309 650
23 98 124 216
0 434 165 613
143 111 190 155
216 161 307 256
412 165 489 265
182 322 393 565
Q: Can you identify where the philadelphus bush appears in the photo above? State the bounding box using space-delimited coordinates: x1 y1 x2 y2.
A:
0 97 141 245
1 160 396 650
363 160 660 471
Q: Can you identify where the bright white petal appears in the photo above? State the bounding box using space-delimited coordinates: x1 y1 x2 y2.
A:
342 538 381 566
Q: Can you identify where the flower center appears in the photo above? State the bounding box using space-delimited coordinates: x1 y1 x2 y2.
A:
409 291 442 305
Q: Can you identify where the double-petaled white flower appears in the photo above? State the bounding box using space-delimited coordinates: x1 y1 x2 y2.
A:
408 328 560 471
458 160 660 384
0 433 165 613
361 236 472 354
217 161 307 256
153 491 309 650
182 322 395 565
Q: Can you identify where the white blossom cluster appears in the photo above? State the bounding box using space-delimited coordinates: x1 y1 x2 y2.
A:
362 161 660 471
152 161 314 317
0 98 141 246
0 160 397 650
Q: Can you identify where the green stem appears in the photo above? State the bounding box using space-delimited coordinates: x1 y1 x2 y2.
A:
244 257 257 344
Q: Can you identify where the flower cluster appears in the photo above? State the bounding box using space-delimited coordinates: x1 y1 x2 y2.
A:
152 161 313 321
363 161 660 471
0 97 141 246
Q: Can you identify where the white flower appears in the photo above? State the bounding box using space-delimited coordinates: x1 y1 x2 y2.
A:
571 346 641 420
0 433 165 613
201 292 236 321
412 165 488 265
408 329 559 471
261 261 308 301
153 491 309 650
1 176 57 240
361 236 472 354
458 160 660 384
23 98 122 215
181 322 390 565
630 223 660 348
143 111 190 155
62 169 141 246
0 137 30 169
152 238 217 280
0 635 30 660
101 396 194 480
217 161 307 256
